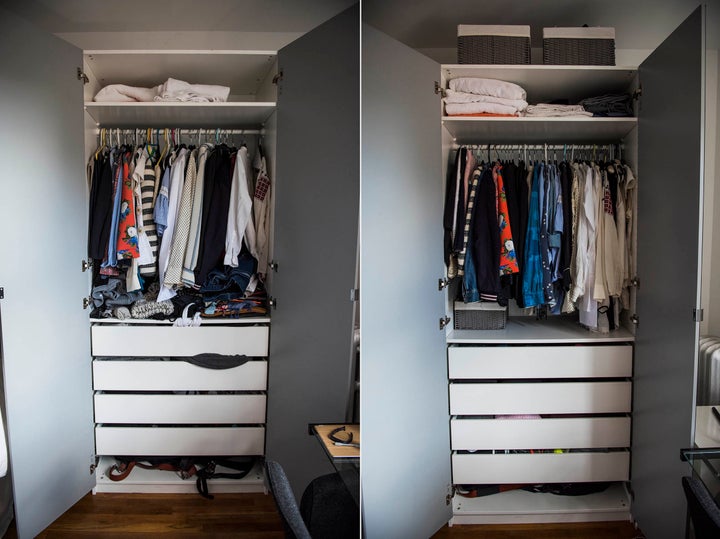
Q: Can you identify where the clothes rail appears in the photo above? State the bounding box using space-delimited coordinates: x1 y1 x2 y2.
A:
455 143 622 162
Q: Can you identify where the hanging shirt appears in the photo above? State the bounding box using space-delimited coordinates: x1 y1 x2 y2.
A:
523 163 544 308
165 149 199 288
461 167 482 303
494 164 519 276
138 152 159 278
252 150 272 277
579 164 599 329
224 146 255 267
116 151 140 260
182 144 212 287
156 148 188 302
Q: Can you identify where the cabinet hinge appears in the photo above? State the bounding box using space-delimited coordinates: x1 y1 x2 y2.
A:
0 287 4 300
272 71 283 85
77 67 89 84
269 260 279 272
630 276 640 288
439 316 451 330
83 296 93 310
446 484 455 506
89 462 97 475
434 81 443 96
81 259 94 272
350 288 359 302
631 314 639 327
632 86 642 100
268 296 277 310
438 278 449 291
694 308 704 323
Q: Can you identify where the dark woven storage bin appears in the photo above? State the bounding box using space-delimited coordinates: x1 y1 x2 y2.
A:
457 25 530 65
543 27 615 65
454 301 508 330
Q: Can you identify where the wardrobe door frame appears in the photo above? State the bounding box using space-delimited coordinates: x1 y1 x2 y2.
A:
361 23 453 538
632 6 706 539
0 7 96 538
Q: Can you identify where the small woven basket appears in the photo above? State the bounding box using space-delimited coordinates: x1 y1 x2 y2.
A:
458 25 530 65
543 27 615 65
454 301 508 330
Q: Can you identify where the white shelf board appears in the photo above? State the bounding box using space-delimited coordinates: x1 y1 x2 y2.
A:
90 316 270 325
450 482 631 525
447 317 635 344
442 117 637 144
93 456 266 494
85 50 277 96
441 64 637 104
84 102 276 128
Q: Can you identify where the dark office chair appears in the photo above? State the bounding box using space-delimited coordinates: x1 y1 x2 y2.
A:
682 475 720 538
264 460 312 539
300 471 359 539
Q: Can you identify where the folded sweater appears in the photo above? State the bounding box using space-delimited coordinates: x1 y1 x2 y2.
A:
448 77 527 101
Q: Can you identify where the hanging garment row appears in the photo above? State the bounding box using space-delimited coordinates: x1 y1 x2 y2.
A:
87 127 271 322
443 144 638 333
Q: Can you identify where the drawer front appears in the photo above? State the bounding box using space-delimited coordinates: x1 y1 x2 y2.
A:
91 325 269 357
93 360 267 391
95 426 265 456
452 451 630 484
449 381 631 415
451 417 631 450
448 345 632 379
94 394 266 424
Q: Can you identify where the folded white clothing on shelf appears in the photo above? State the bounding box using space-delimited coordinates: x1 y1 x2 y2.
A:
154 77 230 103
524 104 593 117
448 77 527 101
445 101 520 116
444 89 528 111
93 83 162 102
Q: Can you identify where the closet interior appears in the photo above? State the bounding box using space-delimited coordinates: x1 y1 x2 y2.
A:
440 63 639 524
81 50 278 493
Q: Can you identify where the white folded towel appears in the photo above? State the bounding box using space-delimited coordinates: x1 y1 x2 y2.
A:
445 102 520 116
154 78 230 103
444 89 528 111
448 77 527 101
524 104 593 117
93 84 162 102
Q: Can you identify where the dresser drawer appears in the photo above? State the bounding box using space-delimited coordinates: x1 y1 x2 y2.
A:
451 417 631 450
94 394 266 424
95 426 265 456
452 451 630 484
448 345 632 379
91 325 269 357
93 359 267 391
449 381 632 415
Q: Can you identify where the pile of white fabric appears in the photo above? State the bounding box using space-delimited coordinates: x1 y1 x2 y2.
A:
525 104 593 117
94 77 230 103
444 77 528 116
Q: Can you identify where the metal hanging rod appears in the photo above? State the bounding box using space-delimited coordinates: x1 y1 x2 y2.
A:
94 128 262 136
459 144 619 151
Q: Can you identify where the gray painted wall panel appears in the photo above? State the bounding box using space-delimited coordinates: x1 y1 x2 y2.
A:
0 7 95 538
266 4 359 501
361 24 452 539
633 7 704 538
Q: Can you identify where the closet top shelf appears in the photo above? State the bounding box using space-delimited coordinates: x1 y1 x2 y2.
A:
84 101 276 128
441 64 638 105
84 50 278 102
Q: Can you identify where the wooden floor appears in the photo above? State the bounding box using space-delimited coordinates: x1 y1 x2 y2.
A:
2 493 646 539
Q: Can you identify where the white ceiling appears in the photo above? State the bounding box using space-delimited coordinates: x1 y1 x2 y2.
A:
0 0 356 33
363 0 719 51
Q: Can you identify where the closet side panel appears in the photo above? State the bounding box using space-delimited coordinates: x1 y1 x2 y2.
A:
266 4 359 501
362 24 452 539
633 7 704 539
0 7 94 539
